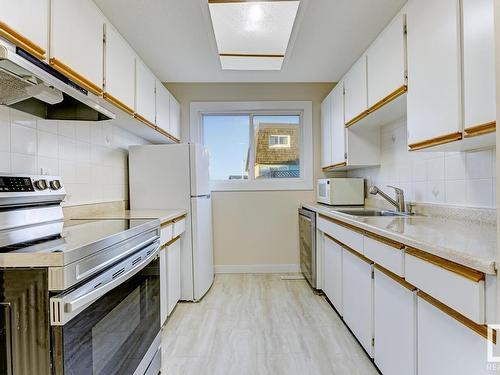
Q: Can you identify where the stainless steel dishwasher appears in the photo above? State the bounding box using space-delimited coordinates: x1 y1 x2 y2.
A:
298 207 316 289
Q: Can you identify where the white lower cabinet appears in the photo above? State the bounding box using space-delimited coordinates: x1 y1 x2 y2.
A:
342 248 374 357
159 248 169 326
374 267 417 375
167 238 181 316
417 294 494 375
323 235 343 315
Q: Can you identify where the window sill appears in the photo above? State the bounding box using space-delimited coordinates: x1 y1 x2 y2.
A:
210 179 313 192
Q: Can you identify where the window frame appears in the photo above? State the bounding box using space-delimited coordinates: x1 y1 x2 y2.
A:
190 101 313 191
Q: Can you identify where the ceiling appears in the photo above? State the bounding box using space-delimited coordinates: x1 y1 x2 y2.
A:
95 0 406 83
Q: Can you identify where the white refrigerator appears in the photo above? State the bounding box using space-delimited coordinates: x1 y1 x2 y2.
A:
129 143 214 301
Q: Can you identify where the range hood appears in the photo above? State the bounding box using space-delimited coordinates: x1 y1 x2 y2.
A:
0 41 114 121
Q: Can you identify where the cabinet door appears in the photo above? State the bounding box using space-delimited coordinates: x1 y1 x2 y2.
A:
320 91 333 168
0 0 49 59
50 0 104 95
406 0 462 149
367 13 406 107
159 250 168 325
167 239 181 316
463 0 496 131
374 268 416 375
344 55 368 125
104 23 135 113
155 80 171 134
169 94 181 140
331 82 346 165
418 295 493 374
342 248 374 357
323 235 343 315
135 59 156 125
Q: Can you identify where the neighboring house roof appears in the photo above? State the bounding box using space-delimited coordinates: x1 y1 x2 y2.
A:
254 123 299 166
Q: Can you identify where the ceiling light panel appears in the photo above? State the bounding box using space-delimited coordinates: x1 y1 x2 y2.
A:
220 55 284 70
208 0 300 70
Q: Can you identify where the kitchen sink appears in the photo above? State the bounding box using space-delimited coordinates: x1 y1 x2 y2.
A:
335 209 412 217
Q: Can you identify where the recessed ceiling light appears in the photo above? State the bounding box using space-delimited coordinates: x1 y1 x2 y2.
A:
208 0 300 71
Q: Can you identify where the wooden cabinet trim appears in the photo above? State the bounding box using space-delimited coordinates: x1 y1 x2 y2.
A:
0 21 46 60
406 247 484 282
160 220 174 228
374 264 416 291
325 232 370 264
322 161 347 171
364 231 404 250
156 126 181 144
408 132 462 151
134 113 156 130
346 85 408 128
319 214 364 234
464 121 496 138
172 215 187 223
418 291 495 343
49 58 103 96
165 235 181 247
103 92 134 116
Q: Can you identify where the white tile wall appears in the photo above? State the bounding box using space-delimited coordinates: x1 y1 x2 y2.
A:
0 106 149 206
348 118 496 208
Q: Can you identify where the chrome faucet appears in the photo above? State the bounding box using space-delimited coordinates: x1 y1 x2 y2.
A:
369 185 406 212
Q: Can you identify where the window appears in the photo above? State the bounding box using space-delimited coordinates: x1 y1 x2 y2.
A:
190 101 312 191
269 135 291 148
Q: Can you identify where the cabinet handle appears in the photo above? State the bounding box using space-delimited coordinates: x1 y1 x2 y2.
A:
321 161 347 171
418 291 495 343
156 126 181 143
374 264 415 291
464 121 496 138
408 131 462 151
406 247 484 282
103 92 134 115
0 21 45 60
165 235 181 247
49 58 103 96
345 85 408 128
319 214 364 234
134 113 156 129
365 231 404 250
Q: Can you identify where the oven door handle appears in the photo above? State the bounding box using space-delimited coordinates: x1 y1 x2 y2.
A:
50 241 160 325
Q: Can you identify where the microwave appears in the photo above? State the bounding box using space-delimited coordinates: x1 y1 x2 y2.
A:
317 178 365 205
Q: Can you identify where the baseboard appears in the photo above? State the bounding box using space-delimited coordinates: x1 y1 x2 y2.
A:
215 264 301 274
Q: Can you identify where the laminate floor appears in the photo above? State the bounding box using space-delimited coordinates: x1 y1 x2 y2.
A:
161 274 379 375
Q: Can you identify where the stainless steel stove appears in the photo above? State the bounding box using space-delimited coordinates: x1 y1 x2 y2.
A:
0 175 162 375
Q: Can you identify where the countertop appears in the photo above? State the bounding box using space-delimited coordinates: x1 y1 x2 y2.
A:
302 203 497 275
74 209 187 224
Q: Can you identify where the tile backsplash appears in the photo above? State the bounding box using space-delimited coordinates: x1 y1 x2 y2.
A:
348 118 496 209
0 106 149 206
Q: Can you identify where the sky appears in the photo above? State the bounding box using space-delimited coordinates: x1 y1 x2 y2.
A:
203 115 300 180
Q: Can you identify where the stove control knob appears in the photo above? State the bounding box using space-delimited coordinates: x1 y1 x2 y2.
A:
49 180 62 190
34 179 48 190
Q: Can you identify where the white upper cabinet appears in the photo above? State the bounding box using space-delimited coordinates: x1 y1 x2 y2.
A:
169 94 181 140
406 0 462 150
343 55 368 125
463 0 496 134
103 23 136 113
321 91 333 168
50 0 105 95
367 12 406 108
155 80 171 134
331 83 346 166
0 0 49 60
135 58 156 125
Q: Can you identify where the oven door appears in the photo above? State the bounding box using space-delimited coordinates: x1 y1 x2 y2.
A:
50 241 161 375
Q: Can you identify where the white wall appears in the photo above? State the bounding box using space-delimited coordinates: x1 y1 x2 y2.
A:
348 118 496 209
0 106 148 206
166 82 334 272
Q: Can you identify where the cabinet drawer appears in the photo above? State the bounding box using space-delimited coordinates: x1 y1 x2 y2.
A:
160 222 173 246
172 217 186 237
318 215 363 253
364 233 405 277
405 248 485 324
